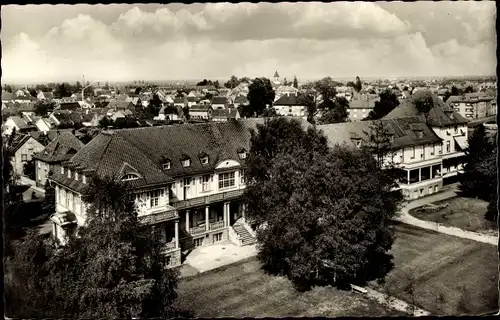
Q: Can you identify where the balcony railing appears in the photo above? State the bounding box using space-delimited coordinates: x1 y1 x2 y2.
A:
189 226 206 235
209 220 225 230
138 205 179 225
171 189 244 210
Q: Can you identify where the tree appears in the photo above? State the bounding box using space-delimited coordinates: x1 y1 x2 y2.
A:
283 78 288 86
75 81 82 91
247 78 275 117
23 159 36 180
451 85 461 96
464 86 474 94
5 176 185 318
314 77 337 102
148 93 163 118
54 82 72 98
197 79 208 86
41 180 55 218
182 106 190 121
413 93 434 121
318 96 349 124
460 125 496 201
365 89 400 120
224 75 240 89
98 117 113 129
213 80 220 89
4 84 14 92
245 117 401 290
135 87 142 95
28 88 38 97
34 100 56 116
293 76 298 89
353 76 362 93
298 93 317 124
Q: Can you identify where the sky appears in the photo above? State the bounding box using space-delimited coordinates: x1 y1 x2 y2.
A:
1 2 497 84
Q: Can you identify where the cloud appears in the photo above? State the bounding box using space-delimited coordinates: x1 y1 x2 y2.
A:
1 3 496 83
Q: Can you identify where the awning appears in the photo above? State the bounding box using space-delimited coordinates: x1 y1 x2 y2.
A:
453 137 468 151
50 211 78 226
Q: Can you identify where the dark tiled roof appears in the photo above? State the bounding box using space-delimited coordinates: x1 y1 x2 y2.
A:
173 97 185 104
33 131 84 163
8 116 31 129
211 96 229 105
384 90 468 126
106 100 135 110
17 102 36 112
59 102 81 111
50 171 89 194
2 91 16 101
8 134 31 153
319 117 442 150
273 94 303 106
212 108 239 118
234 95 249 104
190 104 212 112
41 92 54 99
349 95 379 109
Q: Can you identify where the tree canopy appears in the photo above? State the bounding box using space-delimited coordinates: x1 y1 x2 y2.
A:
293 76 298 89
5 175 185 318
244 117 402 290
365 89 400 120
34 100 57 116
353 76 362 93
224 75 241 89
247 78 276 117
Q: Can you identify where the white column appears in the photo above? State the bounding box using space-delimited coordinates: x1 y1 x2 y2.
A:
225 202 230 226
174 221 179 249
205 206 210 231
407 170 410 185
418 168 422 182
185 210 190 232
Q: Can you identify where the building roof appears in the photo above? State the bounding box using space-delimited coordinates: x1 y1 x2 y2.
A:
2 91 16 101
234 95 249 105
29 129 73 145
8 115 34 130
212 108 239 118
107 100 135 110
17 102 36 113
51 120 267 191
211 96 230 105
349 95 379 110
273 94 305 106
274 71 280 78
318 117 442 150
190 104 213 112
8 133 33 153
59 102 81 111
33 131 85 163
384 90 468 126
41 92 54 99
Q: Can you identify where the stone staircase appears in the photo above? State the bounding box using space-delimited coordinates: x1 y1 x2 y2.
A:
232 221 256 246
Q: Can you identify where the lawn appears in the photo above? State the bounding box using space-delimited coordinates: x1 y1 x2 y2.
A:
369 222 499 315
410 197 497 235
176 257 405 317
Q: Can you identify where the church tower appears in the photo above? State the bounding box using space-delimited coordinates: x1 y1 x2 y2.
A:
273 71 280 83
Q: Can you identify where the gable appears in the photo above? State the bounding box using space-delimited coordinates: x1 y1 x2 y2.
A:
215 159 241 169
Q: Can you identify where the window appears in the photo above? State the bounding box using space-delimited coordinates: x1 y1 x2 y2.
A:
122 173 139 181
21 154 28 162
240 169 245 185
82 175 86 184
219 172 235 189
164 255 172 266
148 189 163 208
67 169 71 178
66 191 70 208
434 185 438 192
163 162 171 170
214 232 223 243
454 126 458 134
193 237 204 248
182 159 191 167
75 196 80 214
446 141 450 153
202 175 210 192
410 146 415 159
75 172 78 181
420 189 424 196
431 143 435 155
200 156 209 165
38 161 41 168
183 178 192 198
61 167 64 174
238 150 247 160
439 143 443 154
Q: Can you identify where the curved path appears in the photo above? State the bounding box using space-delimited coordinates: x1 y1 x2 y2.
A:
394 187 498 246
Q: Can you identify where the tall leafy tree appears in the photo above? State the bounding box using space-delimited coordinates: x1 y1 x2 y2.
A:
245 117 401 290
318 96 349 124
414 92 434 122
460 125 496 201
353 76 362 93
247 78 275 117
182 106 190 121
365 89 400 120
148 93 163 118
293 76 298 89
224 75 240 89
298 93 317 124
314 77 337 102
34 100 56 116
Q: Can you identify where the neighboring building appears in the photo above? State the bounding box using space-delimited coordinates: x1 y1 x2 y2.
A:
173 97 186 109
187 96 200 108
233 95 249 108
2 116 37 136
2 91 16 103
48 119 286 267
211 96 231 109
190 104 213 120
447 93 496 120
35 117 56 133
58 102 82 112
384 90 469 188
212 108 241 122
348 94 379 121
17 102 36 116
336 86 354 101
274 86 299 101
273 94 306 117
33 131 84 188
37 91 54 101
155 105 182 121
8 133 45 178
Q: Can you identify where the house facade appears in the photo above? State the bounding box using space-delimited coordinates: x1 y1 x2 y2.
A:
2 116 37 136
212 108 241 122
347 94 379 121
190 105 213 120
447 93 496 120
8 134 45 178
48 120 271 268
273 93 306 117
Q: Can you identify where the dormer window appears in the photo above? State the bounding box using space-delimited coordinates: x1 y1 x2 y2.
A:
201 156 209 165
163 162 171 170
415 130 424 138
61 167 64 174
181 157 191 167
67 169 71 178
237 148 247 160
83 175 86 184
121 173 140 181
75 172 79 181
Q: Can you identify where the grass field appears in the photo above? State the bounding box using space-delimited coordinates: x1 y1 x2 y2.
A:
176 258 405 317
410 197 497 235
369 222 499 315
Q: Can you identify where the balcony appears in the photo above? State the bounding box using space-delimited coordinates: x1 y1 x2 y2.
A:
209 220 225 231
171 189 245 210
138 205 179 225
189 225 206 235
